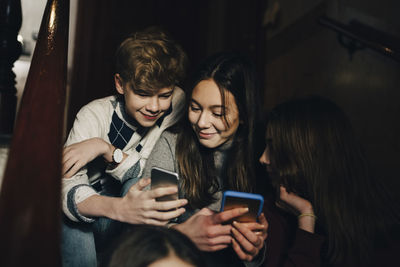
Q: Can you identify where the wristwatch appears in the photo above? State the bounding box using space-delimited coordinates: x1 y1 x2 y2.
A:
112 148 123 164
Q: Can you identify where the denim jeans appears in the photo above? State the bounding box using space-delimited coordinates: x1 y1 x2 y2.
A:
61 216 122 267
61 178 136 267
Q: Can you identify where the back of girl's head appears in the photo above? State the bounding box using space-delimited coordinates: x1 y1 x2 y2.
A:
115 26 188 93
266 95 400 264
266 95 363 199
106 225 205 267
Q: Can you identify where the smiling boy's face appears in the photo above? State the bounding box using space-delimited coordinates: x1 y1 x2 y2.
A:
115 74 174 128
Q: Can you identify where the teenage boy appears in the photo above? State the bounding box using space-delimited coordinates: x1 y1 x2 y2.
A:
61 27 188 267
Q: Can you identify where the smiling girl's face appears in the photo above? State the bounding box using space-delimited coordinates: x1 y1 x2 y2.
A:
188 79 240 148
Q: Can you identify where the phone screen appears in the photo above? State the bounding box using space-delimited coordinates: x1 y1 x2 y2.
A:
151 167 179 202
221 191 264 223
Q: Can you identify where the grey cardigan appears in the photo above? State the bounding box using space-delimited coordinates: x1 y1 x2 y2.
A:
140 130 266 267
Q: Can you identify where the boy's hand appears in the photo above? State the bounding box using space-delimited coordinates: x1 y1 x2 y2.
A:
114 178 188 225
231 213 268 261
62 137 113 178
173 207 249 252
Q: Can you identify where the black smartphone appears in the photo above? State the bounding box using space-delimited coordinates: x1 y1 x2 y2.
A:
220 190 264 223
150 167 179 202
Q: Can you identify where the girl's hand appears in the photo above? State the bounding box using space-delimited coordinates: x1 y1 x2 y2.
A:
114 178 188 225
278 186 316 233
174 207 249 252
278 186 313 214
62 137 114 178
231 213 268 261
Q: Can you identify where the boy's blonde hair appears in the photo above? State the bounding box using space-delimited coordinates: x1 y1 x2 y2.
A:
115 26 188 93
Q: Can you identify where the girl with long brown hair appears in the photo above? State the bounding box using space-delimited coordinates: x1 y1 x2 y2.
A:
139 52 268 267
260 96 400 266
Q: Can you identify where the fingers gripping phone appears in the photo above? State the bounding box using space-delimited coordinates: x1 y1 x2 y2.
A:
151 167 179 202
220 190 264 223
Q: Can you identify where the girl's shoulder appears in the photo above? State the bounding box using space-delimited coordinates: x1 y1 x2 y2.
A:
160 130 178 145
161 129 178 140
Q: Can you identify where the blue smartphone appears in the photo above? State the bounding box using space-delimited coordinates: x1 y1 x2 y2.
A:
220 190 264 222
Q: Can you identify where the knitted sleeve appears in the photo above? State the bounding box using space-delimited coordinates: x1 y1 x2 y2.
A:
62 98 112 222
142 131 178 181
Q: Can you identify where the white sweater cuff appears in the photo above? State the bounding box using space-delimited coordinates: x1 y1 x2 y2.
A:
64 185 98 223
105 152 142 182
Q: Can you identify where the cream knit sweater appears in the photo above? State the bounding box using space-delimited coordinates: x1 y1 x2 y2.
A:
62 88 184 222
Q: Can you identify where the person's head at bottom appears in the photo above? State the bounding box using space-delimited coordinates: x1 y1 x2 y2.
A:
106 224 206 267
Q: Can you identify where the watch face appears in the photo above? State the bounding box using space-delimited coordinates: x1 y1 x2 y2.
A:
113 148 123 163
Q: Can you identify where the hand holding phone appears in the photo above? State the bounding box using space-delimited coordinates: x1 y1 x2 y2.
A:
151 167 179 202
220 190 264 223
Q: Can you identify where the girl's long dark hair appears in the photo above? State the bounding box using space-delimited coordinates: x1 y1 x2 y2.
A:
176 52 261 208
266 96 400 265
